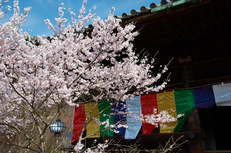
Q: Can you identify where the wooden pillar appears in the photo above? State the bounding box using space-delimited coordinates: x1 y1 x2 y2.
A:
203 113 216 150
178 56 193 88
186 108 203 153
179 56 203 153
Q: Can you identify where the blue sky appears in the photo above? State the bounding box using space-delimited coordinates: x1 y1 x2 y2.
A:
2 0 160 36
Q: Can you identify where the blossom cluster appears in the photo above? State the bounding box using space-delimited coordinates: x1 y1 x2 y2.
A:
136 108 177 127
74 142 108 153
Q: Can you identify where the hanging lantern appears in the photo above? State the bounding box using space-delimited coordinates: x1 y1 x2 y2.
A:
49 119 66 137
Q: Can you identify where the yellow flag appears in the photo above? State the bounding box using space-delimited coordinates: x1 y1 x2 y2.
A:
85 102 100 138
157 91 178 133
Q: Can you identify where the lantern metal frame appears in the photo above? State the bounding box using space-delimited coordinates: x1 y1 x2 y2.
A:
49 119 66 137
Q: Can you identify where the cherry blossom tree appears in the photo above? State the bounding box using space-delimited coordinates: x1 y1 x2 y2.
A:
0 0 171 152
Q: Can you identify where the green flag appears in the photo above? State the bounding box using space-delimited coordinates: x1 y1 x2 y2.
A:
174 89 195 132
98 100 114 137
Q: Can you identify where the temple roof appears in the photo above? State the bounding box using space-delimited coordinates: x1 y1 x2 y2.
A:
117 0 196 20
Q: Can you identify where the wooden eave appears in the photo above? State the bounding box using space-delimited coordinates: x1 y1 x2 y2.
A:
120 0 231 88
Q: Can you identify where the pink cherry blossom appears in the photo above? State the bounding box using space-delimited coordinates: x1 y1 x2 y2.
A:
0 0 170 152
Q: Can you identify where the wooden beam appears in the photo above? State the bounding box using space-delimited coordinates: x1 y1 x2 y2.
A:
85 131 203 145
204 151 231 153
165 75 231 90
200 14 210 26
149 26 163 38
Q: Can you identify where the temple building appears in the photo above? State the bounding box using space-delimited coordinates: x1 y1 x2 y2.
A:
67 0 231 152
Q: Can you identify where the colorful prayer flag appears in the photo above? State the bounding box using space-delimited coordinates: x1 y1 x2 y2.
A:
125 96 142 139
157 91 178 133
213 83 231 106
140 93 158 134
111 100 127 136
85 102 100 138
193 85 216 109
174 89 195 132
98 100 114 137
71 104 86 143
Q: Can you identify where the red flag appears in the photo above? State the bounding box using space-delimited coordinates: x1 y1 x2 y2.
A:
141 93 158 134
71 104 86 143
